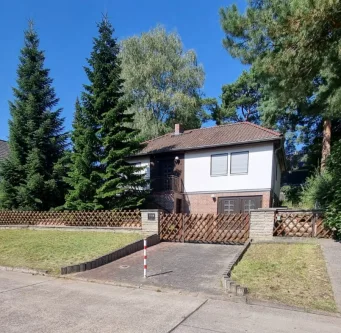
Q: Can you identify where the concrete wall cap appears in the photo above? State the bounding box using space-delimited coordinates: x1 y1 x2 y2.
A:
250 208 277 212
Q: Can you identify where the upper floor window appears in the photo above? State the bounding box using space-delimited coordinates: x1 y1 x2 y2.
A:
230 151 249 174
211 154 228 176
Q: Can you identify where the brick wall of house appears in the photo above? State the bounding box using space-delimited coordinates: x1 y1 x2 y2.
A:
184 191 271 214
151 192 184 213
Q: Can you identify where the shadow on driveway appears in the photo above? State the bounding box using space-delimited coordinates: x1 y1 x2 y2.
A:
76 242 242 295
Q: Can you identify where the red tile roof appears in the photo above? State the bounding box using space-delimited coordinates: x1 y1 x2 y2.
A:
139 122 282 155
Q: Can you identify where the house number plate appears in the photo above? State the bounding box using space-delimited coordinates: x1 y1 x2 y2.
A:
148 213 156 221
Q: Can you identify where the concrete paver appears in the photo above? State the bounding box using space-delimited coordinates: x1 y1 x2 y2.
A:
76 242 242 295
319 239 341 312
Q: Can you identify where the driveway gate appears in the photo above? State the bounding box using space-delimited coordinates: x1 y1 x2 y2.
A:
159 213 250 244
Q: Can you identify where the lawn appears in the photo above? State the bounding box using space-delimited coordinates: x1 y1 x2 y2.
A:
232 243 337 312
0 229 143 275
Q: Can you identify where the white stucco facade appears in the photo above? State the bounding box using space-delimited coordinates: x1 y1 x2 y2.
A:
127 156 151 189
184 143 275 193
127 156 150 178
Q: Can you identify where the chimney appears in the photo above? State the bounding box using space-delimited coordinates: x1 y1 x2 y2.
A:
174 123 184 135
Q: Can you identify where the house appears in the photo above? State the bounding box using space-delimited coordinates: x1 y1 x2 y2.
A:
129 122 286 214
0 140 9 162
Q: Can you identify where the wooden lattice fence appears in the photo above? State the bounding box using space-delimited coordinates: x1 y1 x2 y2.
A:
273 210 334 238
0 210 141 228
160 213 250 244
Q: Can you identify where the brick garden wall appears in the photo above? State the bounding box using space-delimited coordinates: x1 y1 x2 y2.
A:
249 209 275 240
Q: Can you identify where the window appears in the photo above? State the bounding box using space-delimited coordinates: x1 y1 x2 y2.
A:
243 199 256 213
230 151 249 174
211 154 228 176
223 199 236 213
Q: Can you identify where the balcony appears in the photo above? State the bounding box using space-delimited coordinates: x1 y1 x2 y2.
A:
151 175 183 193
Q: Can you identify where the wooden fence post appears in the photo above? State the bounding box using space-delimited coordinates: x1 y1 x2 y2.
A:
182 214 185 243
312 213 317 237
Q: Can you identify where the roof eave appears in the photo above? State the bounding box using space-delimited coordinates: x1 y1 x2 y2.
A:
134 136 283 157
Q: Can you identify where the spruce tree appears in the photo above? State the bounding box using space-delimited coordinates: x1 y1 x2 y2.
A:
64 99 100 210
0 22 67 210
65 17 147 210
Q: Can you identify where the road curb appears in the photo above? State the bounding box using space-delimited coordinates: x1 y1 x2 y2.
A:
0 265 48 276
246 297 341 318
60 234 160 275
222 239 251 296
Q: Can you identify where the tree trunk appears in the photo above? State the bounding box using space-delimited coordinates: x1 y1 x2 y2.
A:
321 119 331 171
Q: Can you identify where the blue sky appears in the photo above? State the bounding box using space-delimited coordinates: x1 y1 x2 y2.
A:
0 0 246 141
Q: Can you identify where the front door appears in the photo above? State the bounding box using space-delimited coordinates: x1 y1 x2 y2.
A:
218 196 262 213
175 199 182 213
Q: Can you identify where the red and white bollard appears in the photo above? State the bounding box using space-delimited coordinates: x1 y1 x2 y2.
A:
143 239 147 278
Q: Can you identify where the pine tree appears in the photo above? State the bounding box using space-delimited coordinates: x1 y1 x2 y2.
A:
65 16 148 210
0 22 67 210
219 1 341 170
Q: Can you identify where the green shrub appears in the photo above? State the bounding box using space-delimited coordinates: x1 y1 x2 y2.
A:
281 185 303 207
324 141 341 237
300 171 333 209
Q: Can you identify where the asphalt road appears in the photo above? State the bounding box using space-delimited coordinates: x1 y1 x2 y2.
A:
0 271 340 333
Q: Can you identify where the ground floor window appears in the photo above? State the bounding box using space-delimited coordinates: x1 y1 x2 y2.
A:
217 196 262 213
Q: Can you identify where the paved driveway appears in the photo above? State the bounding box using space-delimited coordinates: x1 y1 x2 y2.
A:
76 242 242 295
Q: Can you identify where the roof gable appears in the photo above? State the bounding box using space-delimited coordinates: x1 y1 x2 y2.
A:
139 122 282 155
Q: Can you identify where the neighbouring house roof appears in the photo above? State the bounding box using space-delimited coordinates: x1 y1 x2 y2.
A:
138 122 282 155
0 140 9 161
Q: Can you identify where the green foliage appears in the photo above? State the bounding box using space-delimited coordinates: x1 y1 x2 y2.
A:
219 70 261 124
120 25 206 140
64 99 99 210
281 185 302 208
283 140 341 236
219 0 341 166
300 171 333 209
65 17 148 210
0 23 68 211
325 141 341 236
220 0 341 110
299 141 341 236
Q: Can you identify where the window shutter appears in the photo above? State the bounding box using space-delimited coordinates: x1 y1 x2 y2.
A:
231 152 249 174
211 154 228 176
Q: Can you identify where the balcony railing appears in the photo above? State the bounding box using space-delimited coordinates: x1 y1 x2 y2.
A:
151 175 183 193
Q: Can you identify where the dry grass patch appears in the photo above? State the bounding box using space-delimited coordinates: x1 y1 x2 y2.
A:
232 243 337 312
0 229 143 275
